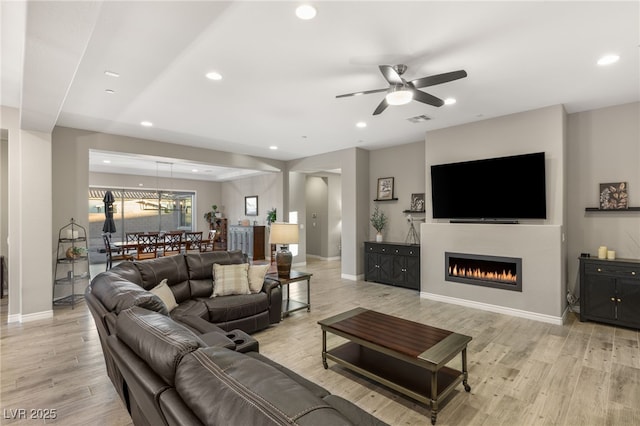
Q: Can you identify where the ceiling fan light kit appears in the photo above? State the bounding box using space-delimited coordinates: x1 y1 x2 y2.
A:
336 64 468 115
386 87 413 106
295 4 317 20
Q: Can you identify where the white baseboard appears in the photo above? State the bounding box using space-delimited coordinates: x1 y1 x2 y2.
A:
10 310 54 323
307 254 341 261
7 313 21 323
341 273 364 281
420 292 565 325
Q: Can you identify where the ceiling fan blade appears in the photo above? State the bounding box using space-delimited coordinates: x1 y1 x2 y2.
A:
335 88 389 98
410 89 444 107
373 98 389 115
379 65 403 85
410 70 468 89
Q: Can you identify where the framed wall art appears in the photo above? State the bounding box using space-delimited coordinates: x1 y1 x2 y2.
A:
245 195 258 216
410 193 426 212
376 177 395 200
599 182 628 210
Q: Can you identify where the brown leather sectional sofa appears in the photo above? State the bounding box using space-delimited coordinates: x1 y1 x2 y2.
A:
86 250 387 425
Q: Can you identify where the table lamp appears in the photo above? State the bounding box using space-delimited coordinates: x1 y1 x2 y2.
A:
269 222 299 278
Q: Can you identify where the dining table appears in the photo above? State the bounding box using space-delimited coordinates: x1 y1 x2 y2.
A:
113 235 213 256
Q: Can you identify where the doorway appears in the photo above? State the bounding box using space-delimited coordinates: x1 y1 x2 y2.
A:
305 174 341 260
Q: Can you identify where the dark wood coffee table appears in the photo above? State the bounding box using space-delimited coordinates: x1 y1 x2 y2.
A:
318 308 471 425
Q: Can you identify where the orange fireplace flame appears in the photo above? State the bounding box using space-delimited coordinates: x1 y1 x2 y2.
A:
449 264 517 284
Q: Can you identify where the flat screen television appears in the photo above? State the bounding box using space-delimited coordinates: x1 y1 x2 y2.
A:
430 152 547 221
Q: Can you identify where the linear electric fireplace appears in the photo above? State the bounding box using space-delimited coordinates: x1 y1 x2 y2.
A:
445 252 522 292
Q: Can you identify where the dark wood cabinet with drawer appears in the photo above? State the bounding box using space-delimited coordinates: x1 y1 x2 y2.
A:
579 257 640 329
364 242 420 290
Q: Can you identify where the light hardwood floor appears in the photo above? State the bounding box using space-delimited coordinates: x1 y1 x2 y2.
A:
2 258 639 425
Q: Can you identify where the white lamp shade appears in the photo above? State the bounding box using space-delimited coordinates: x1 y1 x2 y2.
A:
269 223 299 244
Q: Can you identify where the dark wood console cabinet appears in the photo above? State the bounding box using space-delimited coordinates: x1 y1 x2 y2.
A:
364 242 420 290
579 257 640 329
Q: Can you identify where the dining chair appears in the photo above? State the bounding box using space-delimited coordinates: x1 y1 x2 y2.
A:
163 231 183 256
184 231 203 252
103 234 134 270
125 232 139 254
201 230 217 252
136 233 159 260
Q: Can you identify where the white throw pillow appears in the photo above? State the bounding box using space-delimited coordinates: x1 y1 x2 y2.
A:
150 278 178 312
248 264 270 293
212 263 250 297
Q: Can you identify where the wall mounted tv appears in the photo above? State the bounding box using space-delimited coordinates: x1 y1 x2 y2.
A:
430 152 547 221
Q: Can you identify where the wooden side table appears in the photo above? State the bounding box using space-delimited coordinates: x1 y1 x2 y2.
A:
266 270 313 318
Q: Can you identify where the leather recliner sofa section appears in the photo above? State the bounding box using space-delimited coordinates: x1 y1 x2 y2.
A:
85 250 282 407
106 306 388 425
86 250 387 425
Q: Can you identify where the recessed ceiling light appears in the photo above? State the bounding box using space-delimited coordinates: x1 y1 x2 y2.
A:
192 169 199 173
296 4 317 20
444 98 457 105
269 146 278 150
356 121 367 128
140 121 153 127
206 71 222 81
105 89 115 94
103 160 111 164
104 70 120 77
597 54 620 66
138 183 144 187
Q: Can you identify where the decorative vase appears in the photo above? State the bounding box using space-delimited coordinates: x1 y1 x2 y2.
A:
376 232 383 242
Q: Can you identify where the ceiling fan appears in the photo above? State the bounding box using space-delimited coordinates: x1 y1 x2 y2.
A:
336 64 467 115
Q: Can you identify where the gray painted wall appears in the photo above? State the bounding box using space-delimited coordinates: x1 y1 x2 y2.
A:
421 105 567 321
289 147 367 278
221 172 283 259
368 141 426 242
288 171 308 265
4 101 637 321
566 102 640 295
2 106 53 321
220 172 282 227
305 173 341 259
327 173 342 258
1 130 7 261
305 176 327 256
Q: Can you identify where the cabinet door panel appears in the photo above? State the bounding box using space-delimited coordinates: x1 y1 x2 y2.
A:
405 256 421 290
392 256 406 284
378 254 393 283
365 253 380 281
617 279 640 326
584 275 616 321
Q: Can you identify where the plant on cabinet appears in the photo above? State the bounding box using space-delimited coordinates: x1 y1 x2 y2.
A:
370 206 388 242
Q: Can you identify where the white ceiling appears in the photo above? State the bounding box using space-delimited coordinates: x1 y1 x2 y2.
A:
2 1 639 180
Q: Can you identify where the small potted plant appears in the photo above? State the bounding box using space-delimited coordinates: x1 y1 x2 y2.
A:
204 204 220 225
266 208 277 226
65 246 86 259
203 210 213 225
370 206 388 242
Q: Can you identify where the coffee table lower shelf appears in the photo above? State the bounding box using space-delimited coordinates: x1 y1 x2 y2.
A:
325 342 466 423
